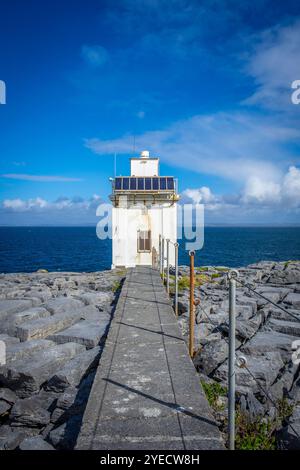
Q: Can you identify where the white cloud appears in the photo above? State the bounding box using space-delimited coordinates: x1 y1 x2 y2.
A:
242 177 281 204
81 45 108 67
1 195 102 213
182 187 216 204
282 166 300 207
182 166 300 212
3 198 27 210
85 111 299 184
243 19 300 109
1 174 83 182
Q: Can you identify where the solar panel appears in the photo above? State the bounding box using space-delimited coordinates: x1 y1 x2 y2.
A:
145 177 152 190
115 178 122 190
123 178 129 190
130 177 137 190
167 177 174 190
152 177 159 190
138 178 144 190
160 178 166 190
114 176 174 191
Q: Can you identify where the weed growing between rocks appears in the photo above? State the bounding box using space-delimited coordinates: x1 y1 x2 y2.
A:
200 380 227 411
235 410 276 450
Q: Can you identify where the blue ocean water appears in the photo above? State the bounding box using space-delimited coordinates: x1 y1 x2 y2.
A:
0 226 299 273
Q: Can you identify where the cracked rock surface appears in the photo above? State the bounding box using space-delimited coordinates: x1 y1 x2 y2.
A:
174 261 300 449
0 269 125 450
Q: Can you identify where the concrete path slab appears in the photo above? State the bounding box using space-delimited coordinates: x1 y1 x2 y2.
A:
76 266 224 450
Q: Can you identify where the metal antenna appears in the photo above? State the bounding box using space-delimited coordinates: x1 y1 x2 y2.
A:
133 135 136 155
114 153 117 177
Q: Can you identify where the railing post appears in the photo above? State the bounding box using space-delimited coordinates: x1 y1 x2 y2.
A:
189 250 195 358
159 234 162 274
166 239 170 294
174 242 179 317
228 269 238 451
162 237 165 284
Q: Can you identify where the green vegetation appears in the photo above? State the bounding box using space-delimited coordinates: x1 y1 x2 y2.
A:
115 268 127 276
235 399 294 450
284 260 300 268
211 273 222 279
201 381 294 450
276 398 294 422
235 411 276 450
201 381 227 411
111 280 122 293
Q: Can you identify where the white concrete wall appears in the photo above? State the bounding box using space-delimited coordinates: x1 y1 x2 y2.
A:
130 159 159 177
112 203 177 268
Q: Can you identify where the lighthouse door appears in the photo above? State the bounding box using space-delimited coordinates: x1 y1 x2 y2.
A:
136 229 152 265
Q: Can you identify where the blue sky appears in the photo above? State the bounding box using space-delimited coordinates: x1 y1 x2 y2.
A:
0 0 300 225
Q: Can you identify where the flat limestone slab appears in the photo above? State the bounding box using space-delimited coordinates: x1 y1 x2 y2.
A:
1 307 51 336
0 300 34 322
45 346 101 392
45 297 84 315
76 267 224 450
6 339 55 364
48 320 108 349
269 318 300 336
0 342 85 397
15 310 84 341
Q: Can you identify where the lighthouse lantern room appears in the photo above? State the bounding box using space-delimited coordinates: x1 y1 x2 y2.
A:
110 151 179 268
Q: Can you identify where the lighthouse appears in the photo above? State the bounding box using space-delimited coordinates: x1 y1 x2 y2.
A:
110 150 179 268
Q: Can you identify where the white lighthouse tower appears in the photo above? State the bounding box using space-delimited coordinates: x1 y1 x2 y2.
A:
110 150 179 268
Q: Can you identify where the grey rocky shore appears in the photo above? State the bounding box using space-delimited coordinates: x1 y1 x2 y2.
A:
173 260 300 449
0 269 125 450
0 261 299 450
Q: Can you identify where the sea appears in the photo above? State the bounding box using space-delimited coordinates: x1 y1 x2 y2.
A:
0 226 299 274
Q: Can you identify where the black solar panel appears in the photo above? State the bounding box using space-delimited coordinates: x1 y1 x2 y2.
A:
123 178 129 190
160 178 166 190
114 176 174 191
115 178 122 190
138 178 144 190
130 178 136 190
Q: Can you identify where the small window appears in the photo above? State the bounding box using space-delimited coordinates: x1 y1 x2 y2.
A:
152 177 159 190
123 178 129 190
137 230 151 252
138 178 144 190
115 178 122 190
167 177 174 190
145 177 152 190
160 178 166 190
130 177 137 190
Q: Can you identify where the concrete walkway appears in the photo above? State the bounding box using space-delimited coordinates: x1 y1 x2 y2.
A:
76 266 224 450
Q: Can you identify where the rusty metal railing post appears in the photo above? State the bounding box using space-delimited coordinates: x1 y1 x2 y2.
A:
174 242 179 316
228 269 238 451
166 239 170 294
189 250 195 357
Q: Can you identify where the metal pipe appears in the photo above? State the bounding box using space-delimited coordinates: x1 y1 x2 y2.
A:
162 237 165 284
159 234 162 274
228 269 238 451
174 242 179 317
189 251 195 358
166 239 170 294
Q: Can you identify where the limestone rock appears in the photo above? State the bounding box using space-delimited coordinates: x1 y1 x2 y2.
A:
19 436 55 450
0 342 86 397
48 320 108 350
45 347 101 392
45 297 84 315
10 396 51 428
15 310 84 341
